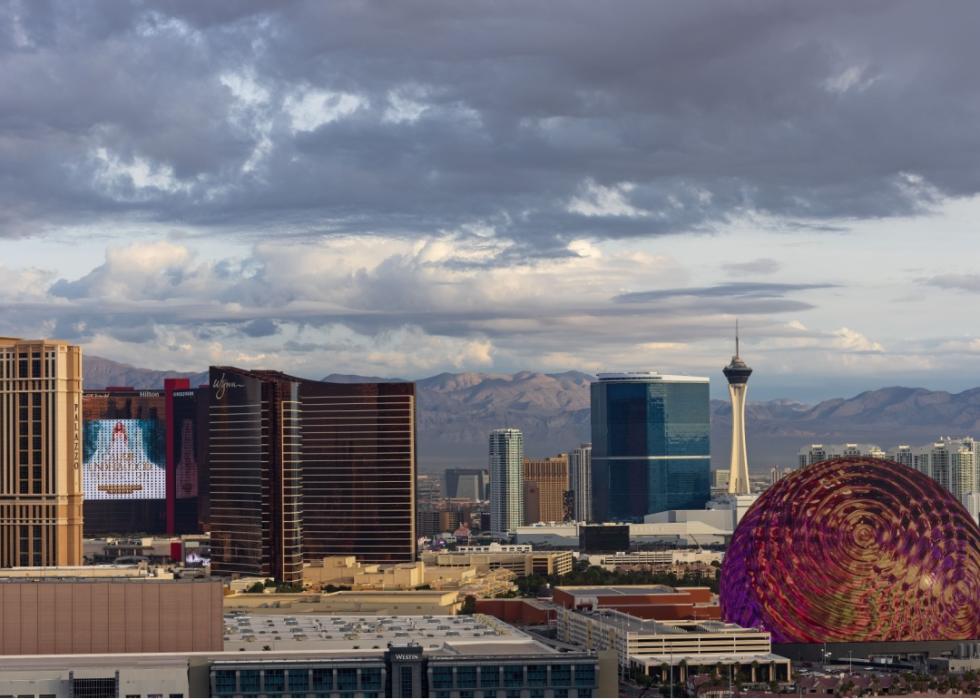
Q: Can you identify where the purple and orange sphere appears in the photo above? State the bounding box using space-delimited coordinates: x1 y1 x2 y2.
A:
720 457 980 642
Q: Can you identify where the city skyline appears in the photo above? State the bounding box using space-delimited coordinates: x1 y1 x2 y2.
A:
2 3 980 401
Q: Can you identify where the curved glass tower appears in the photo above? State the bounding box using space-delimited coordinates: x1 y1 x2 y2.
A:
590 372 710 522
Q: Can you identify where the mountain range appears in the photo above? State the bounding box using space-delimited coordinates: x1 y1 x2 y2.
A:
83 356 980 472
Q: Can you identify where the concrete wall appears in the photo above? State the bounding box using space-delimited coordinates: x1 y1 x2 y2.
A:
0 578 223 655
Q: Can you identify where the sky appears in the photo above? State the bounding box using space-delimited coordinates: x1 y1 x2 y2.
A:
2 1 980 401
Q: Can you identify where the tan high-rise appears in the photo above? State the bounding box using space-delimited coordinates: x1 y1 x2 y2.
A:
522 454 570 524
0 338 83 567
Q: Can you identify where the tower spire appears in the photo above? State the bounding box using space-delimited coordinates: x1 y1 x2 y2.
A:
724 322 752 496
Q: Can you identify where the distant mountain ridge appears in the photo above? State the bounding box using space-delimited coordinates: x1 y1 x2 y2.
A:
82 356 980 471
83 356 208 390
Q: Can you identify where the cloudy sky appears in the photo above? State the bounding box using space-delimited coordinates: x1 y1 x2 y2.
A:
3 1 980 400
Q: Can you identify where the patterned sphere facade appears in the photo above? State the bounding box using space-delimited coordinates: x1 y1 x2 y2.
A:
720 457 980 642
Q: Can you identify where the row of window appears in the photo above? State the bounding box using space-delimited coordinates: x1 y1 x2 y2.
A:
429 664 595 690
213 667 384 696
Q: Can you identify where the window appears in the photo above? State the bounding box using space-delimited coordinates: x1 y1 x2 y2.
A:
527 664 547 687
337 668 357 691
431 666 454 690
287 669 308 694
239 669 260 695
362 668 383 691
213 670 236 696
71 678 118 699
574 663 595 687
503 665 524 688
457 666 477 689
400 668 414 697
551 665 571 686
480 666 500 688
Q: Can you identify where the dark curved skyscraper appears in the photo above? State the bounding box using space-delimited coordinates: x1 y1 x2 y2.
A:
590 372 710 522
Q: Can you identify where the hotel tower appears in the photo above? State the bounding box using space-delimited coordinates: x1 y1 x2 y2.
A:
0 338 83 567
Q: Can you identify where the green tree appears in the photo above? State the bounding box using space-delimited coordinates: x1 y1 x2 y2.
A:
460 594 477 614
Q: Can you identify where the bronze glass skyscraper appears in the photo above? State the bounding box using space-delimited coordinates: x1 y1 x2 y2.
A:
208 368 416 584
300 380 416 564
0 338 83 567
208 367 303 584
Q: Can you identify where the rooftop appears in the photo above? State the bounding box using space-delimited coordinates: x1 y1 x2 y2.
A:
222 613 557 656
577 609 755 637
597 372 709 383
556 584 708 597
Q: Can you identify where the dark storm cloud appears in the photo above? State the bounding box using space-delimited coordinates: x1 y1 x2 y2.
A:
2 1 980 247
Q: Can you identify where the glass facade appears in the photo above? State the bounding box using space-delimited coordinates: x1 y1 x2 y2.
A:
208 368 303 584
300 381 416 564
209 367 416 583
211 655 599 698
591 375 710 521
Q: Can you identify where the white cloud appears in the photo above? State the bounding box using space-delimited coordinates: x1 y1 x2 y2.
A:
383 87 430 124
824 65 879 94
831 327 884 353
568 179 648 218
92 148 189 194
284 88 365 132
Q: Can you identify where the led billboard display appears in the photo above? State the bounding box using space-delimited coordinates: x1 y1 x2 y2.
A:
83 419 166 500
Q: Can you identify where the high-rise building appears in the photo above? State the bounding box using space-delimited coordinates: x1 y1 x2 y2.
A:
299 378 416 565
522 453 569 524
209 368 303 584
951 444 976 503
798 443 884 467
444 468 488 501
591 372 710 522
568 443 592 522
711 469 730 489
209 367 416 584
489 429 523 534
82 382 209 537
169 382 210 534
0 338 83 567
723 327 752 496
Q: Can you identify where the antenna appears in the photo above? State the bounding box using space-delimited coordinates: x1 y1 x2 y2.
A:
735 318 740 357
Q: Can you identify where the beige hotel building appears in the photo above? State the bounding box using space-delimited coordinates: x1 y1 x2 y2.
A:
0 338 83 567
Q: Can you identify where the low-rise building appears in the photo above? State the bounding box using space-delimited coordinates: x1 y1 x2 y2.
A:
422 544 573 577
0 575 223 655
224 589 464 616
552 585 720 621
0 614 615 697
302 556 516 598
584 550 722 570
558 607 790 685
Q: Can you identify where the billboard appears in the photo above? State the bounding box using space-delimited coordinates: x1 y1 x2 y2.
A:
83 419 166 500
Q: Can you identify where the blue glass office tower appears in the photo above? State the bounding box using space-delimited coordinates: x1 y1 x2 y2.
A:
591 372 710 522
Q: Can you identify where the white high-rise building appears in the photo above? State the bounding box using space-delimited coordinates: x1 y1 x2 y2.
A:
489 428 524 535
723 325 752 496
798 443 884 468
568 443 592 522
797 436 980 505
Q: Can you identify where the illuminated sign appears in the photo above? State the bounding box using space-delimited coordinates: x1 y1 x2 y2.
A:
82 419 166 500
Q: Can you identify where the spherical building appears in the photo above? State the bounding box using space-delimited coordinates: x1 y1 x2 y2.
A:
720 457 980 642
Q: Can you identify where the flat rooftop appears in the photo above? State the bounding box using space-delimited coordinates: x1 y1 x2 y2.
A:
578 609 754 636
557 585 712 597
222 613 558 656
